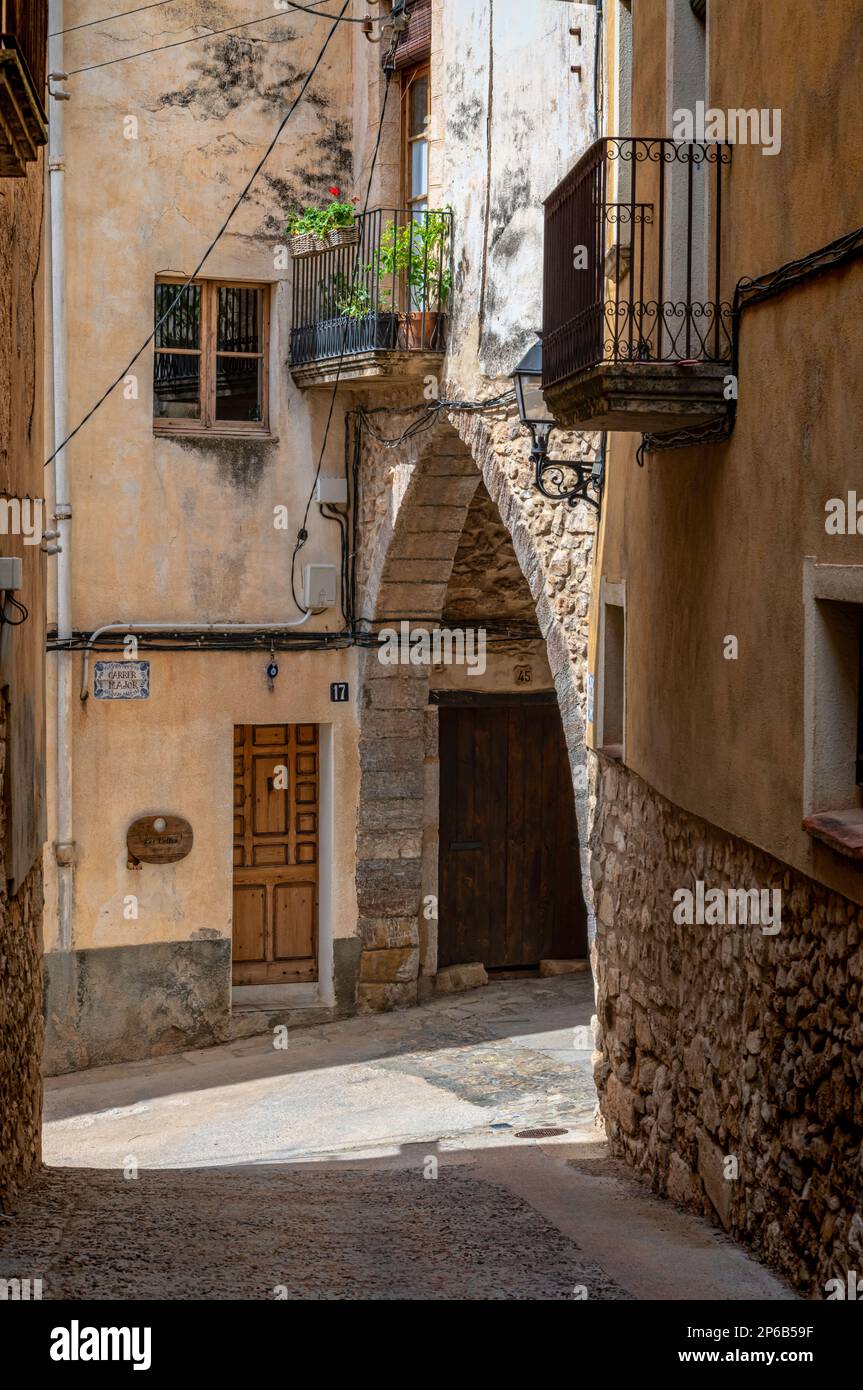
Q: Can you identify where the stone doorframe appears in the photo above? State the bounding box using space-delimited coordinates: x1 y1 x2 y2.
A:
355 411 595 1012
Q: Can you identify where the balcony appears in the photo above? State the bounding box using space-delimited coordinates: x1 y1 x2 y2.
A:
0 2 48 177
542 137 733 434
289 208 452 391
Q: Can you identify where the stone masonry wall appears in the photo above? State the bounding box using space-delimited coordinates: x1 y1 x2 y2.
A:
0 697 43 1212
591 757 863 1295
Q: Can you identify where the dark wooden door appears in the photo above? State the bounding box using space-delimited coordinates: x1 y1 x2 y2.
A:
438 703 586 969
232 723 319 984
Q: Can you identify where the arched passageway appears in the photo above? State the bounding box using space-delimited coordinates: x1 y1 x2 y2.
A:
355 415 592 1009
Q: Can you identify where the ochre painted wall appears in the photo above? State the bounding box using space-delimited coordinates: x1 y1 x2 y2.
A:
592 0 863 902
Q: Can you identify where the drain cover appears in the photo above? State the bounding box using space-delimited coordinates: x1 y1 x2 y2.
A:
515 1127 568 1139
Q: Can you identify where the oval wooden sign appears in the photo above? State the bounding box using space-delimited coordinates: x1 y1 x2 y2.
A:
127 814 194 867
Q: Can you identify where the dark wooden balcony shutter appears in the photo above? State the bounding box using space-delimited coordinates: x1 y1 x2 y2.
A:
393 0 431 71
1 0 47 98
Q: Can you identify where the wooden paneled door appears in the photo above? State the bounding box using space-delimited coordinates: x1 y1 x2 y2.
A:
232 724 319 985
438 702 587 970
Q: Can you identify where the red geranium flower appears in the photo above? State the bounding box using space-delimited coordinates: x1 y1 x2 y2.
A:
328 185 340 197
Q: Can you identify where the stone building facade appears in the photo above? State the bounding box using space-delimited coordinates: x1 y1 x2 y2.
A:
0 3 48 1209
571 0 863 1293
43 0 601 1068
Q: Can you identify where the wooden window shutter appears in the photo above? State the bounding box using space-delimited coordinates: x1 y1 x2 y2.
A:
393 0 431 71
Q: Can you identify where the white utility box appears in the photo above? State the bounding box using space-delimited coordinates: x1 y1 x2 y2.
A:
304 563 337 610
315 477 348 505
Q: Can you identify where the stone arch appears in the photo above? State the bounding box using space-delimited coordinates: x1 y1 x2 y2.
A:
355 410 596 1011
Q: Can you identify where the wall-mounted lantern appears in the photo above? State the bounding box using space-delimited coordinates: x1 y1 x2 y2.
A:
512 339 602 510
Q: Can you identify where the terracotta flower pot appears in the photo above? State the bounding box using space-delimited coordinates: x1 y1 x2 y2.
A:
406 310 443 350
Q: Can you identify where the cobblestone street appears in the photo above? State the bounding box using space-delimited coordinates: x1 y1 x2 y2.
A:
0 977 793 1300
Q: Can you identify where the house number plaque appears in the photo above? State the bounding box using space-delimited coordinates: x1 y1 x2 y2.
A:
127 814 194 868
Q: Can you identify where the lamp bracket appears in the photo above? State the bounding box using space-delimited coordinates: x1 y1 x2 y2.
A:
529 428 601 510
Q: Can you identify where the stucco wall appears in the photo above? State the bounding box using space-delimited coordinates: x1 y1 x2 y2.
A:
47 0 600 1057
593 0 863 900
44 4 360 1064
441 0 596 387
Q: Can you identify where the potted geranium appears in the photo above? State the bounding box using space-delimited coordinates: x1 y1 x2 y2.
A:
287 188 360 258
287 205 330 258
326 187 361 248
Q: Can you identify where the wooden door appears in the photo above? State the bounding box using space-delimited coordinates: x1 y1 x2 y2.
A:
232 724 318 984
438 702 586 969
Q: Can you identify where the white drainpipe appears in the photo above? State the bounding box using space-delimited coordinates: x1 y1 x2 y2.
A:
48 0 74 952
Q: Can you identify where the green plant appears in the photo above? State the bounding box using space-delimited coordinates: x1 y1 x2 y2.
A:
330 272 372 319
376 212 452 308
287 194 358 240
287 206 330 239
327 199 357 230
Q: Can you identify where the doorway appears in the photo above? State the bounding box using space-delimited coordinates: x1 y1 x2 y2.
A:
437 698 587 970
232 723 319 984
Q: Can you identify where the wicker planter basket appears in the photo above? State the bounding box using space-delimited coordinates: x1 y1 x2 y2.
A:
328 224 360 249
290 233 328 258
289 233 317 258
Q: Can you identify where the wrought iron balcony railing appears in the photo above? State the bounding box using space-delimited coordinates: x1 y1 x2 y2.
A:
0 0 47 175
542 137 733 394
290 207 452 370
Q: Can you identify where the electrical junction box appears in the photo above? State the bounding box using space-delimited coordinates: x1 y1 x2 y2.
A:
0 557 23 590
315 477 348 505
304 563 337 610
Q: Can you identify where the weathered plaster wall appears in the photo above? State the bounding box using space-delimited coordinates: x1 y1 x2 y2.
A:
43 647 360 1071
44 3 360 1064
441 0 596 385
0 155 45 1206
49 0 601 1053
56 2 354 630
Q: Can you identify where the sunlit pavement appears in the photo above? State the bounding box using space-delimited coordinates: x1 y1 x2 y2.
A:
0 976 795 1300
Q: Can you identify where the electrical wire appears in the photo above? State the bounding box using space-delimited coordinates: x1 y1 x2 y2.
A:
0 593 30 626
354 390 516 450
44 0 351 470
636 222 863 464
51 0 176 35
65 0 380 74
47 621 540 653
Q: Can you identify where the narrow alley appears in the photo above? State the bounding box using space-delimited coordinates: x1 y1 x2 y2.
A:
1 0 861 1355
1 977 791 1301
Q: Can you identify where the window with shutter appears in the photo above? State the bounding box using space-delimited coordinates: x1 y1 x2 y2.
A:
393 0 431 71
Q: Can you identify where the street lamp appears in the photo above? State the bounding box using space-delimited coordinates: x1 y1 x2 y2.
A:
511 339 602 509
